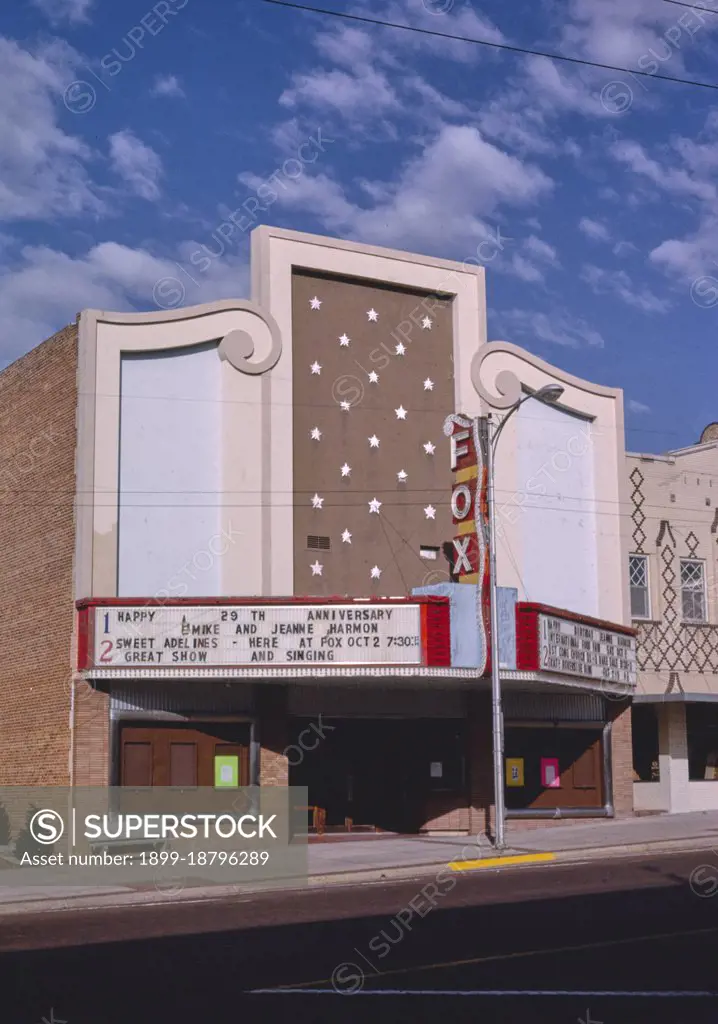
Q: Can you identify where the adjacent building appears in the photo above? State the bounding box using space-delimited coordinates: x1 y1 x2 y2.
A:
629 425 718 813
0 226 636 835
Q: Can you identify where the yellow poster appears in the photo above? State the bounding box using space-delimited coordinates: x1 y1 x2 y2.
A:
506 757 524 787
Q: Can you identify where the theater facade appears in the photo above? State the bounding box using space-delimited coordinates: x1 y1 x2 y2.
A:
0 225 636 834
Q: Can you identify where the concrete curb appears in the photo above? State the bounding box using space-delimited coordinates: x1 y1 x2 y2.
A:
0 834 715 918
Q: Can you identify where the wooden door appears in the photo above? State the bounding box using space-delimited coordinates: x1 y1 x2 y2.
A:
504 727 604 810
120 724 250 787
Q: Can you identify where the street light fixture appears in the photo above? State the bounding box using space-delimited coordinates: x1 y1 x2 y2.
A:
485 381 564 850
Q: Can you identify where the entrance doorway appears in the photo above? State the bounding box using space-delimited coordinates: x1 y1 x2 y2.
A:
288 718 466 833
119 722 250 787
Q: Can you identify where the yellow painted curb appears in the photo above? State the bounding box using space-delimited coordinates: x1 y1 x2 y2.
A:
449 852 556 871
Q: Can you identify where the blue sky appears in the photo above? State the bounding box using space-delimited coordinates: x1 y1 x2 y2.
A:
2 0 718 453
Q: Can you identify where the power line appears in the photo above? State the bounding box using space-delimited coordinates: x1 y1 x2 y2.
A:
5 495 716 525
660 0 717 11
4 482 718 516
9 385 689 439
260 0 718 92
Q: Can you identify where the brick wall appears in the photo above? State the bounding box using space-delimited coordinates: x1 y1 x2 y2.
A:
0 324 78 787
609 698 634 816
468 692 495 838
72 681 111 786
257 685 289 786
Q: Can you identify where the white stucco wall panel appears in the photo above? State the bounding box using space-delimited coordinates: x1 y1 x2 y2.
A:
474 343 629 627
118 344 221 597
78 302 274 598
515 399 599 616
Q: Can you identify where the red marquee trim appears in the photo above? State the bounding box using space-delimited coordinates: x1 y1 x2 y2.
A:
515 602 636 674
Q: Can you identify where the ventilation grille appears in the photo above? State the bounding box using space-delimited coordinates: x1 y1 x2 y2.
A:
307 535 331 550
110 683 253 716
503 691 605 722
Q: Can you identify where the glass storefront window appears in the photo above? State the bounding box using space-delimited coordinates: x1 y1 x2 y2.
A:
687 704 718 780
631 705 660 782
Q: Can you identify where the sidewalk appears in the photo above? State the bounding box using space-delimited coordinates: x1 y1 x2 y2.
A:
304 810 718 877
1 811 716 917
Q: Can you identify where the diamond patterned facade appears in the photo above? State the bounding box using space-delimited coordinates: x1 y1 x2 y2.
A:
631 469 718 681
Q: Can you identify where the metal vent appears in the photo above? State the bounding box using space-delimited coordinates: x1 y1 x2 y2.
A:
307 535 331 550
504 691 605 722
110 683 253 716
420 546 440 560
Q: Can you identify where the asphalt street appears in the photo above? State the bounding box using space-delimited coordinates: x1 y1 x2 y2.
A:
2 849 718 1024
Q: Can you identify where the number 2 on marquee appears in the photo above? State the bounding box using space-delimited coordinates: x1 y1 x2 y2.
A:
99 640 113 663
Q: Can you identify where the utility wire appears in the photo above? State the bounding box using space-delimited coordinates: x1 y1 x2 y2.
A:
2 485 718 518
17 385 690 439
660 0 717 11
260 0 718 91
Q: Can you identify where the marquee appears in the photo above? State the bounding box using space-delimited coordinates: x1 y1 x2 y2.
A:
76 597 451 673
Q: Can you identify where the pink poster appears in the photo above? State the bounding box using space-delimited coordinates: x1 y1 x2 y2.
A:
541 758 560 788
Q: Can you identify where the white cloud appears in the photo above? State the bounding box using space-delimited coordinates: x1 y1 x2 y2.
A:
403 76 470 121
108 130 163 201
0 240 248 365
613 240 638 257
561 0 706 73
581 264 670 313
522 56 603 117
151 74 185 98
650 217 718 279
313 24 378 68
31 0 93 25
504 235 559 283
496 307 606 348
0 36 103 221
311 1 506 69
378 0 506 63
240 125 552 256
611 139 716 203
280 65 400 122
579 217 610 242
628 399 651 414
507 255 544 283
621 114 718 279
523 235 558 265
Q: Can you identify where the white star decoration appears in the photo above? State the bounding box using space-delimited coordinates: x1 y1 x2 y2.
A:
368 434 380 448
368 370 379 384
397 470 408 482
309 297 322 310
310 427 322 441
369 497 382 514
311 493 324 509
424 505 436 520
395 405 407 420
310 361 322 375
421 316 432 329
367 308 379 322
310 560 323 575
341 529 352 543
339 333 350 347
423 378 434 391
370 565 382 579
340 400 351 412
423 441 436 455
341 463 351 477
395 342 406 356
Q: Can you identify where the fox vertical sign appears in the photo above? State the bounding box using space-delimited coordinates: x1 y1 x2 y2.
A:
443 414 491 676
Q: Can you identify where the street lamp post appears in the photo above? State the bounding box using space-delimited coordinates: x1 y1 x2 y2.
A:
485 382 564 850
